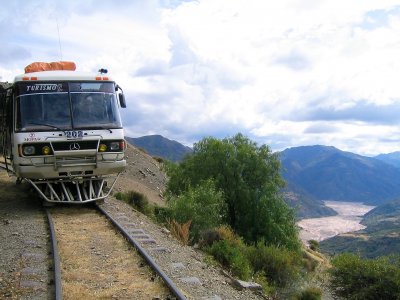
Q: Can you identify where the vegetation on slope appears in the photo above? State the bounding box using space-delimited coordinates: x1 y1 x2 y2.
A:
159 134 326 297
165 133 300 250
330 253 400 299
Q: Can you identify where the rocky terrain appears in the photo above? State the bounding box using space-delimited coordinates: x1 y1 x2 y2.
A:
113 143 168 206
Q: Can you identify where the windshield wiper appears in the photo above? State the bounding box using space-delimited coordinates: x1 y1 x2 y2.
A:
27 122 62 131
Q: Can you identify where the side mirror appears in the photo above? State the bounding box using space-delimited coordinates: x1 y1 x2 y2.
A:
119 93 126 108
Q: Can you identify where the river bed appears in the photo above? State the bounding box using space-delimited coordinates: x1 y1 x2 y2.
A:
297 201 375 243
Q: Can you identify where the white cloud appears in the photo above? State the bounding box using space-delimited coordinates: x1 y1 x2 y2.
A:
2 0 400 155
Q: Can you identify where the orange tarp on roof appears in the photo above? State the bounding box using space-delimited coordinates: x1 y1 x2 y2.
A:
24 62 51 73
49 61 76 71
25 61 76 73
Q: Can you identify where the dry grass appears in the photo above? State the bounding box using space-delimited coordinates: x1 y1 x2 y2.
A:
167 219 192 245
304 250 325 264
51 207 170 299
215 225 243 247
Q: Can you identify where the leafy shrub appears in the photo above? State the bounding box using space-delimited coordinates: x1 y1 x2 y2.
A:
153 156 164 163
330 253 400 299
246 242 301 287
126 191 152 215
202 227 302 289
201 226 252 280
199 229 223 248
253 271 275 295
206 239 252 280
168 179 225 243
114 192 125 200
199 225 247 247
153 205 172 224
118 191 152 216
199 225 241 248
296 287 322 300
302 256 319 272
215 225 240 245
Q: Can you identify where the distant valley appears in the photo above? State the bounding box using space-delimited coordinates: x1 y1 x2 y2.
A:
320 199 400 258
298 201 375 243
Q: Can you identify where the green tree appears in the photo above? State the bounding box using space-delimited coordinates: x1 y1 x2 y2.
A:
166 133 300 250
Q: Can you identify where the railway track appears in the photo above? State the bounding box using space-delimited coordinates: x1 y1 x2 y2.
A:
46 204 183 299
0 170 182 299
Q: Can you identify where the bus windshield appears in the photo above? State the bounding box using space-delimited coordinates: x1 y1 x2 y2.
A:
16 82 123 132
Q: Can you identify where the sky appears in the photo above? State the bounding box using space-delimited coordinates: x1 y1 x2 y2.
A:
1 0 400 156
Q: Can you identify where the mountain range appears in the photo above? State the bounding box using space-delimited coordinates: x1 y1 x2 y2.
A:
125 135 192 162
126 135 400 217
375 151 400 168
280 145 400 205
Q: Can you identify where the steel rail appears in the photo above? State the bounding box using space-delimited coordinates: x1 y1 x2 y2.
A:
96 204 187 300
46 209 63 300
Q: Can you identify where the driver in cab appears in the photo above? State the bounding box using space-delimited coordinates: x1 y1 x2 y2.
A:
74 95 105 125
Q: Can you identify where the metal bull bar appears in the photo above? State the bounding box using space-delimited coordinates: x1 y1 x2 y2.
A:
26 174 120 203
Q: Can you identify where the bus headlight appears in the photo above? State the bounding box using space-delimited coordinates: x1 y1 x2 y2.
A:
109 142 120 151
23 145 36 156
99 144 107 152
20 143 53 156
98 140 125 152
42 146 51 155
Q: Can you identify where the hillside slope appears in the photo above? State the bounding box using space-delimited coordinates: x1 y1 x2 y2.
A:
282 182 337 219
113 142 167 206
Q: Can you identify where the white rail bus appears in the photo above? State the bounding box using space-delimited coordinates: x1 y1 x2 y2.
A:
0 62 127 203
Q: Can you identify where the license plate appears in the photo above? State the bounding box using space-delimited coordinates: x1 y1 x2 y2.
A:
65 131 83 138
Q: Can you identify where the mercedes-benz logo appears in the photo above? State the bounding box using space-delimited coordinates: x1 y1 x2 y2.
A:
70 142 80 150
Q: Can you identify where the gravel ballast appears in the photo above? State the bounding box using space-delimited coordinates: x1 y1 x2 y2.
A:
99 198 264 300
0 171 53 299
